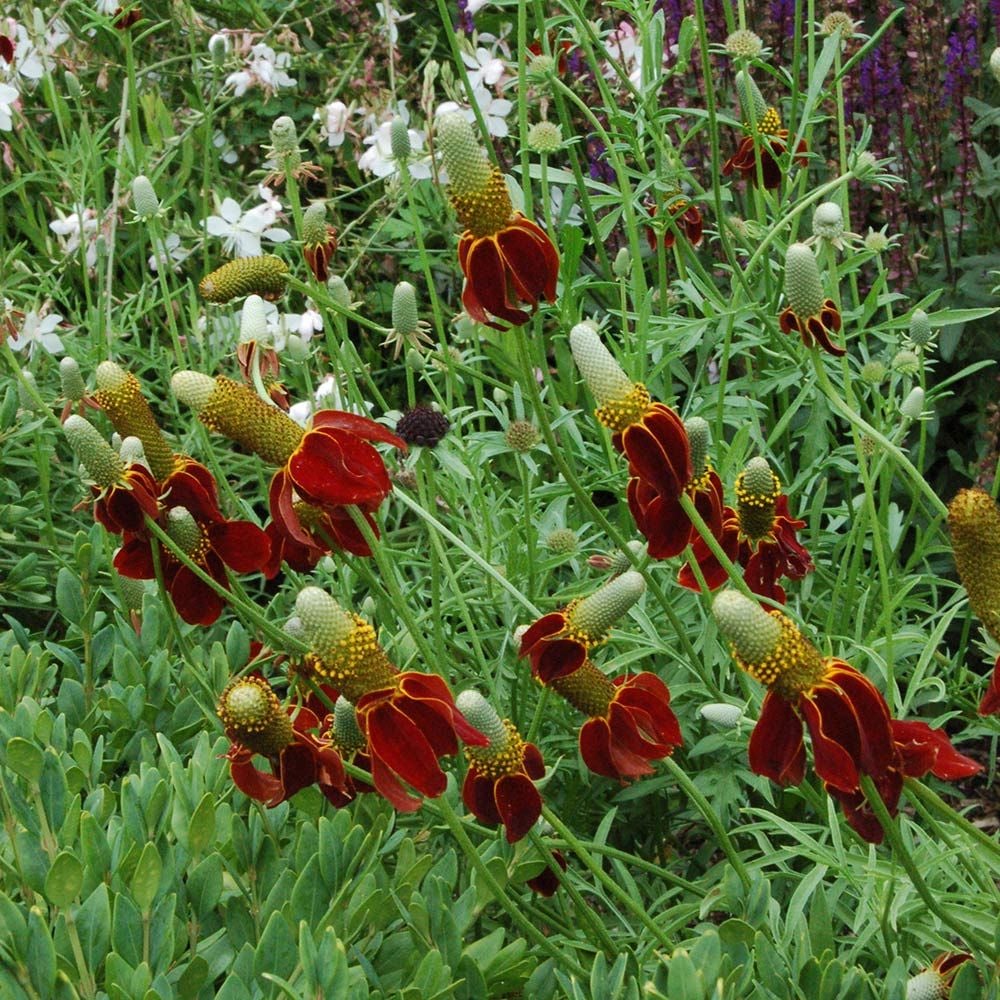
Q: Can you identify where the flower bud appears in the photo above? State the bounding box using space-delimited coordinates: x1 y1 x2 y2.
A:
860 360 887 385
396 406 450 448
505 419 540 452
217 674 293 756
735 457 780 542
821 12 856 38
812 202 844 243
699 703 744 729
389 117 411 162
684 416 710 478
118 436 148 468
735 70 767 123
200 256 289 304
208 32 229 63
332 697 367 753
63 415 125 488
64 71 82 99
990 47 1000 84
436 112 493 197
783 243 825 319
269 115 298 156
725 29 763 59
863 227 891 253
892 350 920 376
285 333 309 362
455 690 508 748
392 281 419 337
569 321 633 405
59 357 86 403
405 348 426 371
712 590 782 665
612 247 631 279
900 387 925 420
908 308 932 348
301 201 330 247
166 505 202 555
948 488 1000 644
544 528 578 554
527 120 562 154
239 294 269 344
327 275 353 307
131 175 160 219
570 571 646 641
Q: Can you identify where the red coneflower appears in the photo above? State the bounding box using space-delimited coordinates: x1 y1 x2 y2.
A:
779 243 845 357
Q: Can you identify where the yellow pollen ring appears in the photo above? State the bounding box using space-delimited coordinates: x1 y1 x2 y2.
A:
595 382 652 434
731 612 826 699
466 719 528 779
449 167 515 238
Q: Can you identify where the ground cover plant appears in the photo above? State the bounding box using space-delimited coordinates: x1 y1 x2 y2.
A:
2 0 1000 997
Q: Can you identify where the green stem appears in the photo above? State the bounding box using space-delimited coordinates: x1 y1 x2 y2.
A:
904 777 1000 864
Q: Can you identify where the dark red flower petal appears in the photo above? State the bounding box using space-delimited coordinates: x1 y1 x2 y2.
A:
310 409 407 451
229 750 284 806
798 690 861 793
748 691 806 785
168 563 225 626
289 427 392 508
979 656 1000 716
891 720 982 780
208 519 271 573
495 773 543 843
365 699 448 798
114 535 156 578
462 768 504 826
369 750 424 812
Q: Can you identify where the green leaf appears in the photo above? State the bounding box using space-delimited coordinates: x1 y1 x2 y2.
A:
55 568 85 626
26 906 56 997
949 962 982 1000
44 852 83 909
6 737 43 783
112 894 143 966
187 793 216 857
666 951 702 1000
130 843 162 912
75 884 111 972
253 911 297 983
186 855 223 919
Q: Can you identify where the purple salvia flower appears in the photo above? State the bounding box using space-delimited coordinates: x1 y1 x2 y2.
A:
769 0 796 38
454 0 474 36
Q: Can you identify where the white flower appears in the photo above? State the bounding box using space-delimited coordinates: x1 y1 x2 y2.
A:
203 196 291 258
317 100 349 147
358 119 432 179
462 47 505 90
94 0 119 15
225 43 294 97
288 399 313 426
212 130 238 164
287 374 345 427
284 302 323 342
10 310 64 357
148 233 190 273
375 2 414 45
472 87 512 138
466 0 490 12
49 207 101 268
0 82 17 131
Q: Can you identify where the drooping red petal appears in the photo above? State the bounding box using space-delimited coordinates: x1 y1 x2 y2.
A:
518 612 568 654
114 535 156 579
365 700 447 798
463 236 533 327
495 773 543 843
579 717 656 779
891 720 982 780
229 753 284 806
268 468 316 548
310 410 407 451
462 768 503 826
798 690 861 793
289 427 391 508
208 520 271 573
168 563 225 626
369 750 424 812
748 691 805 785
978 656 1000 716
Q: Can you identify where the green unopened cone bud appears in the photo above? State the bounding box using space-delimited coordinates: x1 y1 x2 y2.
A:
200 256 288 304
218 675 293 756
114 560 148 610
742 457 777 497
735 70 767 123
612 247 631 279
333 697 367 753
118 436 148 468
783 243 825 318
526 120 562 154
301 202 329 246
436 112 493 197
736 457 780 541
171 371 216 413
166 506 202 555
455 690 508 748
685 416 710 478
569 322 633 404
284 615 307 645
504 419 540 452
269 115 298 155
389 117 411 162
860 360 887 385
893 350 920 375
699 703 744 729
285 334 309 362
725 29 763 59
131 175 160 219
545 528 578 554
240 295 269 344
63 415 125 487
900 387 925 419
608 540 646 576
571 570 645 642
908 309 932 347
59 357 85 402
812 202 844 242
392 281 420 336
712 590 782 664
295 587 356 656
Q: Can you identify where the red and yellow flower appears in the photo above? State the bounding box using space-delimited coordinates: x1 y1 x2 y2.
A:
645 195 704 250
569 322 725 560
722 105 808 191
218 672 348 807
172 372 405 571
979 656 1000 717
779 243 844 357
457 691 545 843
438 112 559 329
713 590 901 842
294 587 487 811
519 573 683 780
680 457 812 603
114 459 270 626
63 415 161 536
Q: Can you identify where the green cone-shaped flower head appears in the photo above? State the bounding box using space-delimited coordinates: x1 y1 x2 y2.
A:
59 357 86 403
735 70 768 123
131 175 160 219
63 415 125 487
567 570 646 645
783 243 825 319
948 488 1000 644
217 675 293 756
199 256 289 304
455 690 508 749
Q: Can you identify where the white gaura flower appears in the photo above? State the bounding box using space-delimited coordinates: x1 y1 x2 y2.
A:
224 43 294 97
316 100 349 147
466 0 490 12
462 47 505 90
49 206 101 268
285 301 323 341
94 0 119 15
0 82 18 130
287 373 346 427
375 2 414 45
358 119 432 179
148 233 190 273
472 86 512 138
9 309 64 357
203 195 291 258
